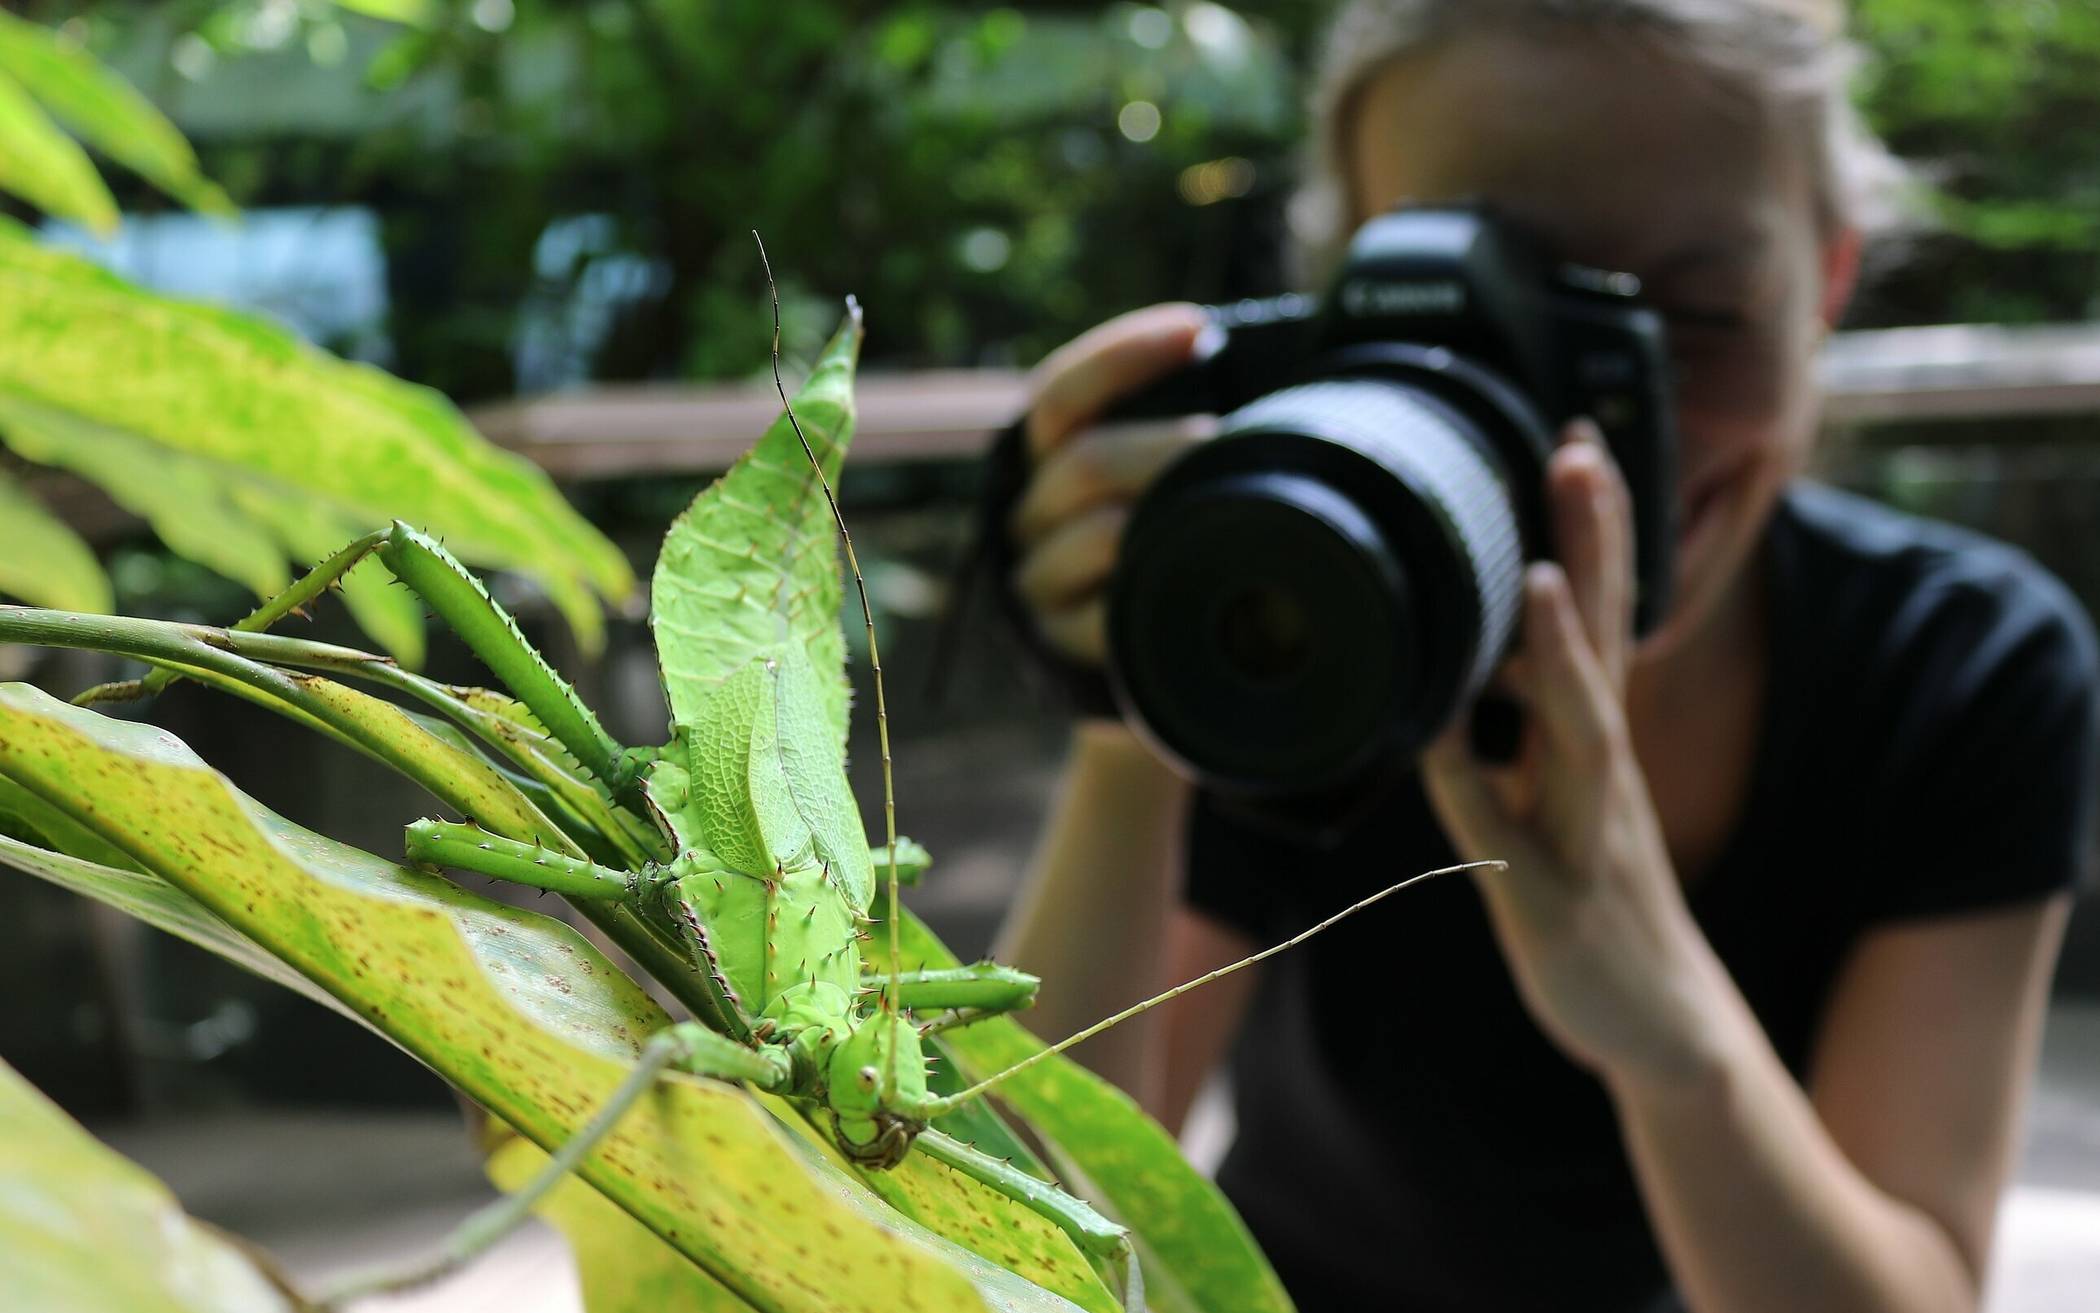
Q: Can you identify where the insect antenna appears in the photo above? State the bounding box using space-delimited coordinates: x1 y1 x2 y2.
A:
753 233 904 1090
923 859 1501 1114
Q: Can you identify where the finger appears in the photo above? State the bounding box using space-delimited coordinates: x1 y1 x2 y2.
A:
1547 420 1632 685
1011 505 1127 615
1010 415 1215 547
1514 561 1625 766
1035 599 1107 665
1420 721 1510 859
1026 304 1210 459
1422 721 1548 873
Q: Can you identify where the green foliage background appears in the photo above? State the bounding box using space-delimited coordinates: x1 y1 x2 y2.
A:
11 0 2091 409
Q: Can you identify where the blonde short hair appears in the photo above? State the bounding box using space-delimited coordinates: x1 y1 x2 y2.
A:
1293 0 1913 275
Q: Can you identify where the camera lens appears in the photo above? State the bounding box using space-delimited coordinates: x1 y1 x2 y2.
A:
1217 582 1310 686
1108 378 1526 797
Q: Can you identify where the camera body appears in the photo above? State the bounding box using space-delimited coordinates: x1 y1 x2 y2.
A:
1104 205 1676 830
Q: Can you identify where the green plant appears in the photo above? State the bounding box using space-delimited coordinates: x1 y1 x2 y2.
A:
0 6 626 660
0 290 1304 1311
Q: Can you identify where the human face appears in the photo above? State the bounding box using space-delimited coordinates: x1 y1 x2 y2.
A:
1344 28 1856 652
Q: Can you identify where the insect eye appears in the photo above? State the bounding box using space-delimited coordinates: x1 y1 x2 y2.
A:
858 1066 878 1089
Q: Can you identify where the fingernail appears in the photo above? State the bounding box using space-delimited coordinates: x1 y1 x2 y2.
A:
1525 560 1563 599
1562 417 1604 447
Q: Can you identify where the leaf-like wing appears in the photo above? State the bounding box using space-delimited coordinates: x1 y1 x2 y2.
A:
0 68 115 234
0 467 110 611
0 683 1007 1313
686 645 873 907
0 13 233 216
0 1057 295 1313
0 224 632 654
653 307 860 751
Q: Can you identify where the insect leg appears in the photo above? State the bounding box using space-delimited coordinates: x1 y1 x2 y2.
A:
405 819 652 900
378 523 633 792
316 1022 791 1310
879 963 1038 1015
912 1127 1145 1312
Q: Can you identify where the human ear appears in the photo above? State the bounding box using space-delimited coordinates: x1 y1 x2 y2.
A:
1817 224 1863 331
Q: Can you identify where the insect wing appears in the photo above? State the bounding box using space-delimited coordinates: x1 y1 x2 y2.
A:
652 313 862 756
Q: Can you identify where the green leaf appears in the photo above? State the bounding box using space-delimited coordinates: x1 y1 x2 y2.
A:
653 307 861 750
0 14 233 217
330 0 437 25
0 467 111 612
0 682 1025 1313
0 772 141 870
0 224 633 654
0 68 116 235
881 908 1293 1313
0 1057 296 1313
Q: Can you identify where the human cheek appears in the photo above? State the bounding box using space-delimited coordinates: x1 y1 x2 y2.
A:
1658 343 1805 623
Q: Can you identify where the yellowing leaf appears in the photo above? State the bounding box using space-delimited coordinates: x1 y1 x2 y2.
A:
0 1057 295 1313
0 225 632 654
0 683 1011 1313
488 1135 757 1313
0 14 233 217
0 467 111 612
0 68 116 234
3 406 290 601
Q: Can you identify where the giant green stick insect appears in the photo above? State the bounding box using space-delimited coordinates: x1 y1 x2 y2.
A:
0 263 1478 1311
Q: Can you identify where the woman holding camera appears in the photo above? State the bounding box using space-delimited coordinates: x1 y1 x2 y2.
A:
994 2 2098 1310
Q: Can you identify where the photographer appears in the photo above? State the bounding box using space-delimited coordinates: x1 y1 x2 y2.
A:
993 2 2099 1310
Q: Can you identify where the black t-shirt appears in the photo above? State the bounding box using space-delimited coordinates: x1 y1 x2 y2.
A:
1185 482 2099 1313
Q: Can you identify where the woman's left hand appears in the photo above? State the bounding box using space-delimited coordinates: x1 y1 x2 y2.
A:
1421 421 1742 1093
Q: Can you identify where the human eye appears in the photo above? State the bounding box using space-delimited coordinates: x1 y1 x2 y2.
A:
1657 305 1754 361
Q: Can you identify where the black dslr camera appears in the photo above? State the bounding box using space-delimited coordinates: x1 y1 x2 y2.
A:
1095 206 1676 829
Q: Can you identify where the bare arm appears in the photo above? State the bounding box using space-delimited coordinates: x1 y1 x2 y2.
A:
1420 418 2075 1311
994 722 1192 1100
1611 896 2068 1313
992 723 1261 1124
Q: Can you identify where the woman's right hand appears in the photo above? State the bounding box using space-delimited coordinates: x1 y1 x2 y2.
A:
1010 302 1217 667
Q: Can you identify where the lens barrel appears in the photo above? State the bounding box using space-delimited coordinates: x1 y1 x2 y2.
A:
1108 378 1526 796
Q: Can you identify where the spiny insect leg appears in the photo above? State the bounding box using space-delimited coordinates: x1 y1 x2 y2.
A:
877 963 1039 1015
316 1023 791 1310
913 1128 1145 1311
379 523 633 792
406 819 657 900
